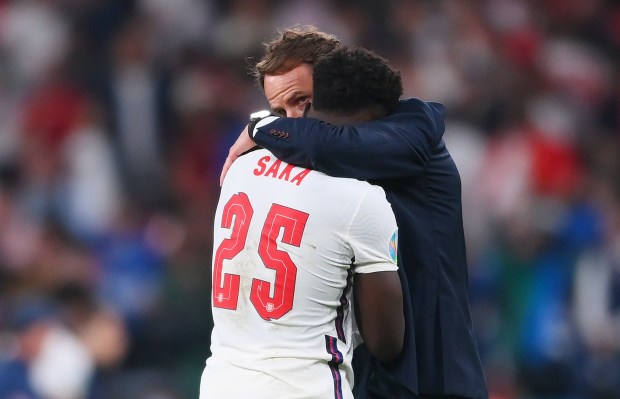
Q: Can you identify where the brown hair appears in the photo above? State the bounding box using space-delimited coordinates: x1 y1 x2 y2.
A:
252 25 341 88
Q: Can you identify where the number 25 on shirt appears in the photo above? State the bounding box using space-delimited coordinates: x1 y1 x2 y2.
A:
212 192 309 321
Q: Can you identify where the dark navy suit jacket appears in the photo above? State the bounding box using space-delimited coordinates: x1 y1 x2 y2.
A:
253 98 488 399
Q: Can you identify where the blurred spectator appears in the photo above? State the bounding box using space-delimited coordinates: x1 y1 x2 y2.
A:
273 0 356 45
572 137 620 399
97 16 173 208
138 0 213 60
94 205 165 337
0 296 95 399
210 0 272 61
0 1 618 398
17 64 89 225
0 0 70 90
58 97 123 240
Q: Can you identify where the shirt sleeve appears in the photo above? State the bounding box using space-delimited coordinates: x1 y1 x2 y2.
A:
347 185 399 274
252 98 445 180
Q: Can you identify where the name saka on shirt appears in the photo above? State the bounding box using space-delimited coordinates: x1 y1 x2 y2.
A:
253 156 311 186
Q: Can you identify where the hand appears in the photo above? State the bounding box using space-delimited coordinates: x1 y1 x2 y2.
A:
220 125 257 186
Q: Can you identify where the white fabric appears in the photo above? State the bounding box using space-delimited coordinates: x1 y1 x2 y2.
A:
30 325 94 399
252 115 279 137
201 149 398 399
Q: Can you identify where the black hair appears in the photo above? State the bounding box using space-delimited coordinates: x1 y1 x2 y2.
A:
312 47 403 115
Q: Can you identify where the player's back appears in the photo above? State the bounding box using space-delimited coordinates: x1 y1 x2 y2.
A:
200 149 398 399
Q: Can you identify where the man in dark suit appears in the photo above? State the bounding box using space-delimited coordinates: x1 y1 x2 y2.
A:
222 25 488 399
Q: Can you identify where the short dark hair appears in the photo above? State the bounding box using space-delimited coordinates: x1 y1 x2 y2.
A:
253 25 341 88
312 47 403 116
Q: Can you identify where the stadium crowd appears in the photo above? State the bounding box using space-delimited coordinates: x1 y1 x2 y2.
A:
0 0 618 398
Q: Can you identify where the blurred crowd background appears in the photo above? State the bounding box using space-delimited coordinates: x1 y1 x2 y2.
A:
0 0 618 398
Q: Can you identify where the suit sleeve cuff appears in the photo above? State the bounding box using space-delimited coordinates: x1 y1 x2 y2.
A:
251 116 279 138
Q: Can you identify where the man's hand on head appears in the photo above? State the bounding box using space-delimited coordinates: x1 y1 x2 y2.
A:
219 125 257 186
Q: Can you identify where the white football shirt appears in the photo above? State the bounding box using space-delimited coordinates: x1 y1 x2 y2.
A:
200 149 398 399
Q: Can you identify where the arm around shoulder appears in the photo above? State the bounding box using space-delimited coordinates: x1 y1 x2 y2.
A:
253 98 446 179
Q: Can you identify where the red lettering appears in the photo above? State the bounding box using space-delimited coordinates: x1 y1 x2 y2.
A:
278 164 295 181
265 159 282 178
290 169 311 186
253 156 271 176
254 157 310 186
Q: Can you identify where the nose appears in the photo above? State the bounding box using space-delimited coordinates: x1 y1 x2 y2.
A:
287 108 305 118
